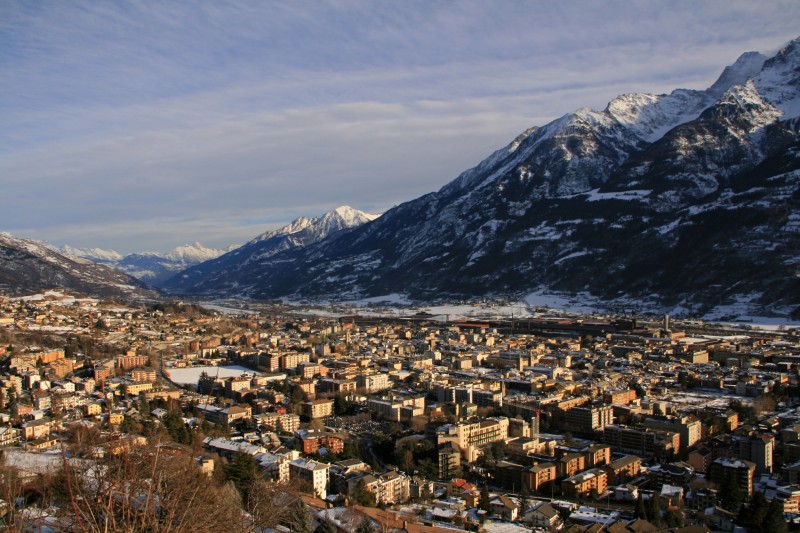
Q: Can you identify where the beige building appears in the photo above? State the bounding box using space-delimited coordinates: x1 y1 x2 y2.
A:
561 468 608 498
367 394 425 422
303 399 334 419
436 417 509 462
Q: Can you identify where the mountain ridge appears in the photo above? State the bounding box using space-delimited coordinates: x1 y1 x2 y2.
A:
0 233 160 301
162 37 800 319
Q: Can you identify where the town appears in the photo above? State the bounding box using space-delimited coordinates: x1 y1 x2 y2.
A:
0 289 798 532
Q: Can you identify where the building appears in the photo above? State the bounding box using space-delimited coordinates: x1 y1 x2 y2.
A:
603 389 637 405
436 417 509 462
558 453 587 478
257 412 300 433
303 399 334 419
522 462 558 493
603 424 680 458
644 415 702 450
708 458 755 497
565 405 614 433
289 458 330 498
116 354 149 370
357 372 390 393
603 455 642 485
367 394 425 422
352 470 410 505
22 418 51 441
561 468 608 498
438 442 461 480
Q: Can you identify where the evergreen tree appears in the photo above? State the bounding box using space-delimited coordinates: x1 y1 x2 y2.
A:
645 495 662 526
719 470 744 512
315 515 337 533
634 494 647 519
740 491 768 533
223 451 260 503
352 479 377 507
479 484 491 511
664 509 684 528
762 498 788 533
355 516 376 533
285 501 314 533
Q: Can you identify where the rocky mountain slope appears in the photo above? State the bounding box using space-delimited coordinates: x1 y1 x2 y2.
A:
164 39 800 319
165 206 379 292
0 233 160 300
63 243 237 287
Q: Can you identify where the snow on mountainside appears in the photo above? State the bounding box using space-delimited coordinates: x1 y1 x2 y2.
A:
61 245 123 263
163 206 379 291
161 38 800 319
63 242 237 288
251 205 379 245
164 243 234 263
0 233 159 300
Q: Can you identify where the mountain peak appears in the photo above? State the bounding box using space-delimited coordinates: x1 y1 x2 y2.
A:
707 50 767 99
252 206 379 244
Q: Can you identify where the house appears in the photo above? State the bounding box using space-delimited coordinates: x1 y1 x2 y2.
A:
0 426 20 447
22 418 51 441
489 494 519 521
527 501 560 529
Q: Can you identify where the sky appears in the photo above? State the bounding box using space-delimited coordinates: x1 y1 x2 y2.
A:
2 1 799 255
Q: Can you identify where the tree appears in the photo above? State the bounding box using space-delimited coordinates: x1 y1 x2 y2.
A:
718 470 744 512
352 478 377 507
356 516 376 533
645 494 662 526
285 501 315 533
291 386 309 404
44 441 246 532
223 451 260 503
635 494 647 519
480 484 491 511
315 515 338 533
334 393 353 415
664 509 684 528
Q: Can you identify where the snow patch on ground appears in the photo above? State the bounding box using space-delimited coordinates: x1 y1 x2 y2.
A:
165 365 262 386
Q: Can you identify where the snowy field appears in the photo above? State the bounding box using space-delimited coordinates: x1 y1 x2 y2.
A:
232 288 798 330
198 301 260 315
165 365 261 386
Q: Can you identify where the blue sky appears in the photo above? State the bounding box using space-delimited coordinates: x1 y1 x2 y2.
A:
2 1 799 254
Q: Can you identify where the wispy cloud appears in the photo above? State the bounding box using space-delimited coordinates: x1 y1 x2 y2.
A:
1 0 798 253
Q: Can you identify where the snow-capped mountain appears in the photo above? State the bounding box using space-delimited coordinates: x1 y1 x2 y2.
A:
169 38 800 319
163 206 379 292
60 245 124 263
0 233 160 300
63 243 237 288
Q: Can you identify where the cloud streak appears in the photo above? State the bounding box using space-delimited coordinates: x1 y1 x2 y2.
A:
1 1 799 253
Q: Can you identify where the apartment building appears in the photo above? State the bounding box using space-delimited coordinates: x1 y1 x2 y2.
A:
522 462 558 493
289 458 330 498
303 399 334 419
561 468 608 498
436 417 509 462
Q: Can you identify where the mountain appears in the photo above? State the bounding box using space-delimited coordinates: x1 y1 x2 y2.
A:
62 242 236 287
163 38 800 319
61 245 124 263
164 206 379 292
0 233 160 300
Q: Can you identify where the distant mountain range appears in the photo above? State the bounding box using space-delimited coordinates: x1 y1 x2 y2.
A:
163 205 379 292
0 233 159 301
3 38 799 320
0 206 379 299
161 38 800 319
62 243 239 287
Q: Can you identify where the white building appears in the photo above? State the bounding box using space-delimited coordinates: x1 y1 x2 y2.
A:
289 458 330 498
